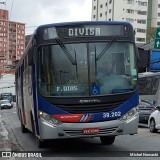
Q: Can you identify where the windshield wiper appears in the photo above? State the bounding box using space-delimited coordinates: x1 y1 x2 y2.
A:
55 38 77 65
96 35 118 61
55 38 78 80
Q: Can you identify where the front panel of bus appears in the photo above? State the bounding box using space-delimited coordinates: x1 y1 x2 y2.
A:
34 22 139 139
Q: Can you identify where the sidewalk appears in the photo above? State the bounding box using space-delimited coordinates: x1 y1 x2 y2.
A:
0 115 11 152
0 115 36 160
0 112 24 154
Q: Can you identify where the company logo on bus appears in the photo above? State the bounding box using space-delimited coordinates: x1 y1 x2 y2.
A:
68 28 101 37
79 99 101 103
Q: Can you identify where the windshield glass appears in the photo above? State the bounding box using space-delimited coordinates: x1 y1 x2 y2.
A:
38 42 137 97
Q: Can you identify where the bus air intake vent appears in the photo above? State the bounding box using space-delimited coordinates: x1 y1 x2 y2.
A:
55 100 125 114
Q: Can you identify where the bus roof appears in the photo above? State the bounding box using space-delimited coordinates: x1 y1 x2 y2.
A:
35 21 132 32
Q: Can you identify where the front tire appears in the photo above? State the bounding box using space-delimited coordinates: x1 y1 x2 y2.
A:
100 136 115 145
149 119 158 133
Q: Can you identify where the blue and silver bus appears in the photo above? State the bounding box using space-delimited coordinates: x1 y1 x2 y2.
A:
15 21 139 147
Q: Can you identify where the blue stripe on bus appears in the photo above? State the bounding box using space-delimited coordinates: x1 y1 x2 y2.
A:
32 65 39 135
37 89 139 122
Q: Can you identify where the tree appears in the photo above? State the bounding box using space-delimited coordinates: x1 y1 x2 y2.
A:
146 27 156 43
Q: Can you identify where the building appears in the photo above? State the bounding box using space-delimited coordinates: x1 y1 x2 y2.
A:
0 9 25 74
0 73 15 95
91 0 160 44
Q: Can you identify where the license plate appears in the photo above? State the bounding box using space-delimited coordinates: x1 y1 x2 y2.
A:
83 128 99 134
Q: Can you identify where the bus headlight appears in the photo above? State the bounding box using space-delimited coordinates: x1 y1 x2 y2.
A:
120 107 139 122
39 112 62 126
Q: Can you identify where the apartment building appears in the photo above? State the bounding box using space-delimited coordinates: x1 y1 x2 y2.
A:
0 9 25 73
92 0 160 44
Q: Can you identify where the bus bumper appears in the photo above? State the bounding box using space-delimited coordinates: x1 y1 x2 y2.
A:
38 112 139 140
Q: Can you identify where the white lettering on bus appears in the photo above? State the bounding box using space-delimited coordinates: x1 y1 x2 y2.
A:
68 28 101 36
56 86 78 92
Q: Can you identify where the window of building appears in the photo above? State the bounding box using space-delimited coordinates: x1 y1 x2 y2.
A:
93 15 96 19
138 1 147 6
100 13 102 17
94 6 96 10
137 10 147 15
157 22 160 26
106 3 107 6
158 4 160 8
136 38 145 42
158 13 160 17
100 4 103 8
109 0 112 4
105 12 107 15
126 9 134 14
126 18 134 23
137 28 146 33
109 9 111 13
127 0 134 4
109 18 111 21
137 19 146 24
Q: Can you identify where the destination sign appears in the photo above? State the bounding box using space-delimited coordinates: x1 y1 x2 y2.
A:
43 25 127 40
51 84 86 94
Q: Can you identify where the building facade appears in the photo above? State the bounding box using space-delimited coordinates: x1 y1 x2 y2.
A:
92 0 160 44
0 9 25 74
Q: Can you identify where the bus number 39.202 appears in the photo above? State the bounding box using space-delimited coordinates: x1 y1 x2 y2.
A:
103 111 122 119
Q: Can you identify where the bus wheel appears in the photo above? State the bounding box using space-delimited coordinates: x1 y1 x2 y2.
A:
21 122 28 133
100 136 115 145
149 119 158 133
37 138 45 148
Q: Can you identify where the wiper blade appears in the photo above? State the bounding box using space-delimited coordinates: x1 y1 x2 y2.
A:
96 35 118 61
55 38 77 65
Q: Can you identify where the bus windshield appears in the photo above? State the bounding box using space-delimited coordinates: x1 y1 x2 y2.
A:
38 41 137 97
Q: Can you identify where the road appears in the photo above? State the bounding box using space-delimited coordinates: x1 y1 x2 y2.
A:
0 106 160 160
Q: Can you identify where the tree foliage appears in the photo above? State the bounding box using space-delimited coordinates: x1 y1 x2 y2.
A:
146 27 156 43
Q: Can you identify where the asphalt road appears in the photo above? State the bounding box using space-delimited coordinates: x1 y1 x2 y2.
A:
0 106 160 160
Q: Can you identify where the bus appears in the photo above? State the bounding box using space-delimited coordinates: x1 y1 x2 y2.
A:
15 21 139 147
138 72 160 105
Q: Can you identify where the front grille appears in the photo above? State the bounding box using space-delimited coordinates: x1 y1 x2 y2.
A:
63 126 119 137
55 100 125 113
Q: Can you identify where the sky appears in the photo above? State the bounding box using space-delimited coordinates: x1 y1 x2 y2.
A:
1 0 92 35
